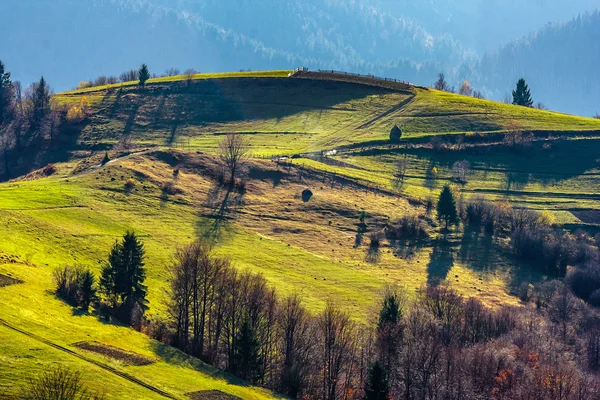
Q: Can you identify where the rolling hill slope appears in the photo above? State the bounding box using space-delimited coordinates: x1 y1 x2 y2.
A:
3 71 600 397
54 70 600 157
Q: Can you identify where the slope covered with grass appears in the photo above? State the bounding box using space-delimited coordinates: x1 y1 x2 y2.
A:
4 71 600 397
53 72 600 158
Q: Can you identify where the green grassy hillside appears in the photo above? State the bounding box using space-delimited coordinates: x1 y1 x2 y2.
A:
54 71 600 156
3 70 600 397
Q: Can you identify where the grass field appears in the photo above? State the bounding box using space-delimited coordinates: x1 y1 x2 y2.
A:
53 72 600 157
3 70 600 397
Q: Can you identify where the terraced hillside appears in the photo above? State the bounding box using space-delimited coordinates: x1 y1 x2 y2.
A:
3 70 600 397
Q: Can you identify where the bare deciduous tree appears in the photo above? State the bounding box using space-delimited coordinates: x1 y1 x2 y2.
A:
451 160 471 183
218 133 249 186
395 155 409 183
24 366 104 400
164 68 181 77
317 301 356 400
434 73 450 92
277 293 315 398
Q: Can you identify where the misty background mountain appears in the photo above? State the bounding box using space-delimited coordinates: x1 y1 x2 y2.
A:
1 0 598 116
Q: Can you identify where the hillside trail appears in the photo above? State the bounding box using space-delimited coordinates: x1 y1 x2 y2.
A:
0 318 177 399
355 94 416 130
73 149 155 177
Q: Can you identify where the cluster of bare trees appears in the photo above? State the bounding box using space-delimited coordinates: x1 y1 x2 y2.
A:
76 67 198 90
433 74 485 99
164 241 600 399
0 60 72 177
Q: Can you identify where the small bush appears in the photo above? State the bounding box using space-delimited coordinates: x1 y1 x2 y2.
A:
425 196 434 215
162 181 180 195
124 178 136 190
53 266 96 310
387 215 429 241
235 179 247 194
369 231 384 249
518 282 534 302
42 164 57 176
511 227 574 276
567 265 600 302
24 366 104 400
66 105 86 123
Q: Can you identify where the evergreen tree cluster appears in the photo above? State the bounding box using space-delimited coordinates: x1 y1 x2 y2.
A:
100 231 148 324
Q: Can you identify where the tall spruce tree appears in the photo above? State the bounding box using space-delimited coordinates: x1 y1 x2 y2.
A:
437 185 459 229
364 361 389 400
138 64 150 88
32 76 51 127
512 78 534 107
0 60 12 126
378 294 400 329
79 270 96 312
233 316 262 382
100 231 147 323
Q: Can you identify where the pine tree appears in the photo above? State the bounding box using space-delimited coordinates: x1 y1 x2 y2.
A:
437 185 459 230
32 76 51 127
378 294 400 329
138 64 150 88
0 60 12 126
100 231 147 323
512 78 533 107
233 316 262 382
79 270 96 311
364 361 389 400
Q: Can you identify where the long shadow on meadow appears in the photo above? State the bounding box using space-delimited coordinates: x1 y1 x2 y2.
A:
196 182 245 242
426 241 455 286
149 341 250 387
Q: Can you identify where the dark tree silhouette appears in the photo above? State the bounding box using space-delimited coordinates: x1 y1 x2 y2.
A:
138 64 150 88
434 73 450 92
29 76 51 128
79 270 96 312
378 293 401 329
233 315 263 382
364 361 389 400
389 125 402 142
0 60 12 126
100 231 147 323
512 78 534 107
437 185 459 229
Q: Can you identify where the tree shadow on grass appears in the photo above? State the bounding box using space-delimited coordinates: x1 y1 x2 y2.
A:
458 227 494 272
366 246 381 264
149 341 250 387
196 182 244 242
390 239 426 261
426 241 455 286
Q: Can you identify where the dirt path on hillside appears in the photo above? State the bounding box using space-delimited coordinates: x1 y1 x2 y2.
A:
0 318 177 399
73 149 154 177
355 95 416 130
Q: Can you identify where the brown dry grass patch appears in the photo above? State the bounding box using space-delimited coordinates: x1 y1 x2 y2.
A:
74 341 154 366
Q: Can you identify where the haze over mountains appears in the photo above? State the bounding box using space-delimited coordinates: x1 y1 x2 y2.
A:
1 0 599 115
